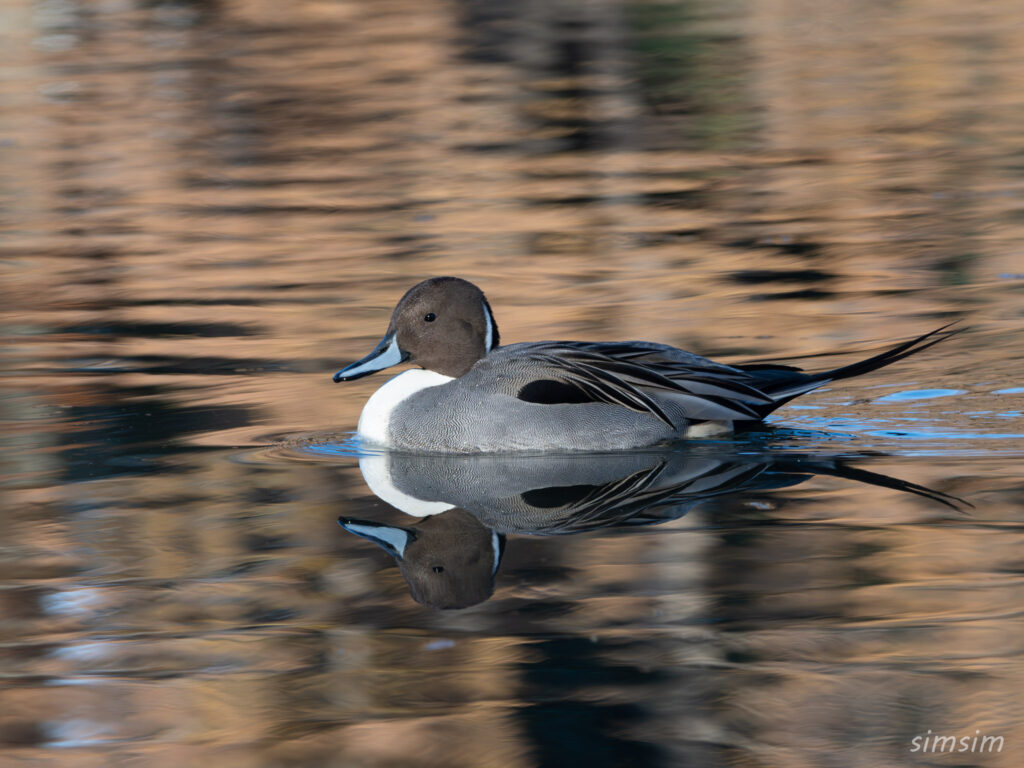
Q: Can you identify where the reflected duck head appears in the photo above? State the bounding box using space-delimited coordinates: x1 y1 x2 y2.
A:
339 509 505 609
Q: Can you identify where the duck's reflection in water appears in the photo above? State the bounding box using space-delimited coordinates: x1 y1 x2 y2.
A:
340 449 967 609
341 509 504 610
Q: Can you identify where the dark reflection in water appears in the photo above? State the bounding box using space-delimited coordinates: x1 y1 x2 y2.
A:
337 447 967 608
57 385 252 481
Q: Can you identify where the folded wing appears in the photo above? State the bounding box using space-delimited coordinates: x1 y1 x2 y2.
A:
513 343 774 426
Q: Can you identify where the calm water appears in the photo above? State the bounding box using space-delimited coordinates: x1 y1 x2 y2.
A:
3 0 1024 765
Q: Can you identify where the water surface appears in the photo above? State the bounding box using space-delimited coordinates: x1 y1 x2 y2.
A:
2 0 1023 765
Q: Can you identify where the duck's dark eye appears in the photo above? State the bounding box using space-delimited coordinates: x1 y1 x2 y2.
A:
432 565 444 573
424 313 436 322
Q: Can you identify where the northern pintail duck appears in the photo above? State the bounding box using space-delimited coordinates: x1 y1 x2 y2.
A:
333 277 956 452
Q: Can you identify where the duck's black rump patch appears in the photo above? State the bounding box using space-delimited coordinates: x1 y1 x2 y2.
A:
518 379 594 405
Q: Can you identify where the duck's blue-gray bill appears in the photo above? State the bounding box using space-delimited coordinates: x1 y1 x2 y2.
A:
333 333 409 382
338 516 417 558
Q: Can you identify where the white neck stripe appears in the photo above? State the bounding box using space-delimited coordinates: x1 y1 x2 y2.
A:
491 531 501 574
482 299 495 353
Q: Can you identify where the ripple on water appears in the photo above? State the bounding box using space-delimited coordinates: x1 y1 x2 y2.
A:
258 432 374 464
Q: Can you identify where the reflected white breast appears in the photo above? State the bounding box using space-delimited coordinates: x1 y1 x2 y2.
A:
358 453 455 516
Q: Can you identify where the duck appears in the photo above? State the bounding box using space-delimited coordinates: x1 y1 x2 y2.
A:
333 277 957 453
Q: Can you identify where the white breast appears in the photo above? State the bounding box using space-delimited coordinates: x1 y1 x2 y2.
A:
357 369 454 446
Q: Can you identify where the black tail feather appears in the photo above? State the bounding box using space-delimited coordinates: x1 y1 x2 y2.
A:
741 323 962 416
